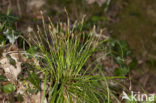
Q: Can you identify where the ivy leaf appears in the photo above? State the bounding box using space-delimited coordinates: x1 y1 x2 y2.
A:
2 84 16 93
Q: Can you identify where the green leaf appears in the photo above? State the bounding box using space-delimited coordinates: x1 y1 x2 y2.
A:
6 54 16 68
27 88 38 94
92 16 106 22
115 56 123 64
0 84 2 90
26 46 38 57
0 35 6 44
2 84 16 93
0 11 18 27
108 38 131 57
115 40 131 57
0 75 7 82
114 69 121 76
17 93 24 102
121 65 130 76
28 72 41 90
129 57 138 69
114 65 129 76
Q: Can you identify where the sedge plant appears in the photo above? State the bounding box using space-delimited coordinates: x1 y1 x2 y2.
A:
28 16 120 103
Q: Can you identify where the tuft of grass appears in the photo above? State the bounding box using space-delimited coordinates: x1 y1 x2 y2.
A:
28 16 119 103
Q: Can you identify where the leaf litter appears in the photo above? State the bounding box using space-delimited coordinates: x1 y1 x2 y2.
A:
0 45 47 103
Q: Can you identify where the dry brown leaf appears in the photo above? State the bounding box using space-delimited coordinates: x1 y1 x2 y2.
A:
0 53 22 81
86 0 107 6
31 92 47 103
28 0 45 9
0 45 24 81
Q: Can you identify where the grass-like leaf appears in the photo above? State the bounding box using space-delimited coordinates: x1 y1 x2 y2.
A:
28 16 119 103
